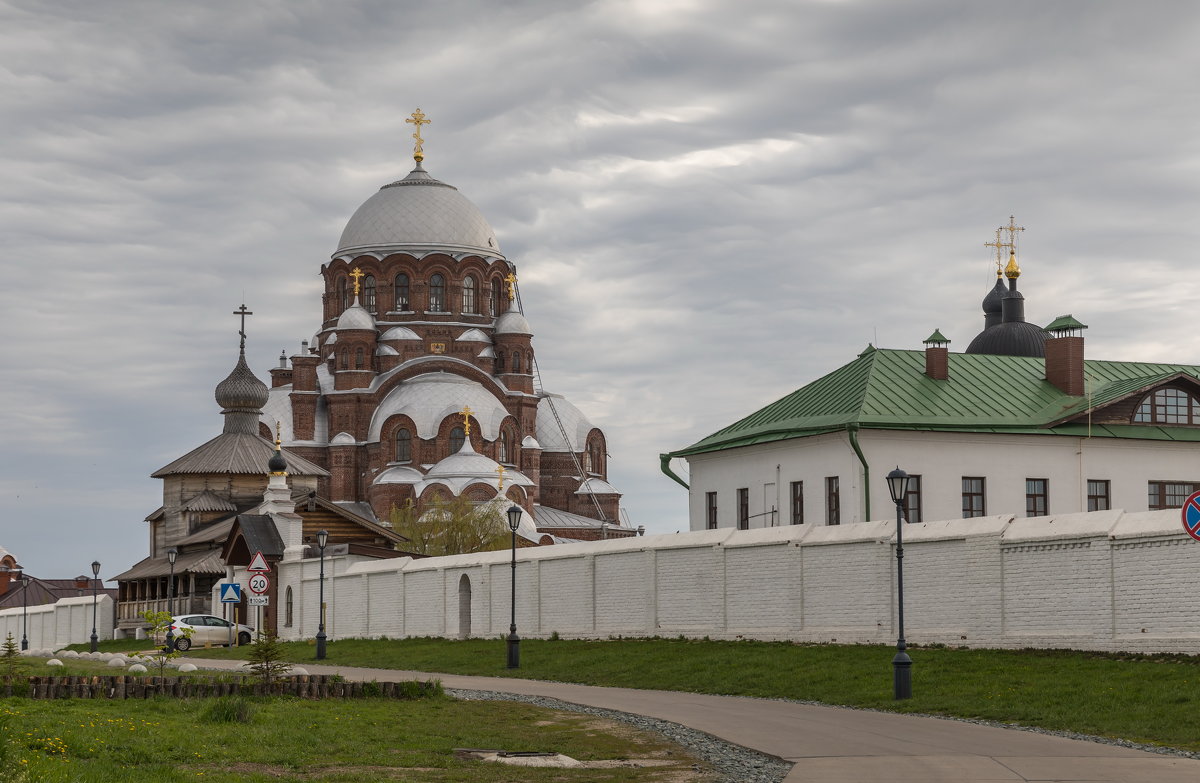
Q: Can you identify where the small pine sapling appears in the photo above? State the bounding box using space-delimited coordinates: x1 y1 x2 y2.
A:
245 630 292 685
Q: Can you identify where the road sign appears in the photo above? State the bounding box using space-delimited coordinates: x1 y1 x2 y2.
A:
247 573 270 595
1182 490 1200 542
219 583 242 603
247 551 271 573
248 596 269 607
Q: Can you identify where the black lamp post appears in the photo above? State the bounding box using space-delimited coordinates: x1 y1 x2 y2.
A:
18 572 29 651
886 467 913 700
165 547 178 651
89 560 101 653
505 505 522 669
316 529 328 660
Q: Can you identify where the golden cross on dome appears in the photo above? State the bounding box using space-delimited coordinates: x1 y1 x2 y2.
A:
984 228 1009 276
1001 215 1025 251
504 272 517 302
460 405 474 436
275 420 282 448
496 464 506 492
406 108 431 163
349 267 366 297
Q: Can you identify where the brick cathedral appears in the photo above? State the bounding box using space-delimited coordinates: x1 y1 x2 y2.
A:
258 112 629 540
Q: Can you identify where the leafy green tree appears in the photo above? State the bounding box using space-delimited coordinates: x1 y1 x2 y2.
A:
390 495 510 556
245 631 292 685
134 610 192 676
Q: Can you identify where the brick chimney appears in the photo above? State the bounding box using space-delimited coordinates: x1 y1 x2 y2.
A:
1044 315 1087 396
922 329 950 381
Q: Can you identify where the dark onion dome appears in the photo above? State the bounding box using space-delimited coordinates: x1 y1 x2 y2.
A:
965 320 1049 357
215 352 270 412
981 274 1005 326
268 447 288 475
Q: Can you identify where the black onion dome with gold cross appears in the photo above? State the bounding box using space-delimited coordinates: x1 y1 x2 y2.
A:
966 217 1049 358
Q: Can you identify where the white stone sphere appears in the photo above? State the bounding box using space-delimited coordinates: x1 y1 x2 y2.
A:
46 659 63 667
106 658 126 668
128 664 148 674
61 650 79 658
178 664 198 673
291 667 309 676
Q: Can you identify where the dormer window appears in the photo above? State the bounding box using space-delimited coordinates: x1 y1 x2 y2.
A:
1133 387 1200 425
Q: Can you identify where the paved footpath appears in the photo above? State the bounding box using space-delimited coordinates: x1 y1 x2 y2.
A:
191 659 1200 783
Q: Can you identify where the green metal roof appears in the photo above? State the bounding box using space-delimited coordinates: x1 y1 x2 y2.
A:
668 349 1200 457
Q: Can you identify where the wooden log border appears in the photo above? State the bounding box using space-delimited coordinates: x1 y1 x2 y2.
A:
0 675 438 700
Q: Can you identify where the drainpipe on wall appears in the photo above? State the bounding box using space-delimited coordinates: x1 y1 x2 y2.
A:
659 454 689 489
847 424 871 521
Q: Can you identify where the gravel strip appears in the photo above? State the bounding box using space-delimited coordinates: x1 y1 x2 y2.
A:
448 687 792 783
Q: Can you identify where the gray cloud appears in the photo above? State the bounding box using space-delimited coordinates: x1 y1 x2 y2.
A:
4 0 1200 572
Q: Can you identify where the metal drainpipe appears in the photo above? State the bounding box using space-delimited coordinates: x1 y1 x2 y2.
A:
659 454 689 489
847 425 871 521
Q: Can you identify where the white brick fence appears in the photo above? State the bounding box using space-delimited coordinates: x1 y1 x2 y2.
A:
266 508 1200 654
0 595 115 650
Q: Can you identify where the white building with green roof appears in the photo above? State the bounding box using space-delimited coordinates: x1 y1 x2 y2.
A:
663 239 1200 530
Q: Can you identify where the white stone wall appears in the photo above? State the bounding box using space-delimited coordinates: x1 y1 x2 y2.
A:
273 508 1200 654
0 595 116 650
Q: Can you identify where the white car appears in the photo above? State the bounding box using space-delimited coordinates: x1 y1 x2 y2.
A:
167 615 254 651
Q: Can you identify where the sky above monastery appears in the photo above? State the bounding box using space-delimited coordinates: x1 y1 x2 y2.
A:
4 0 1200 576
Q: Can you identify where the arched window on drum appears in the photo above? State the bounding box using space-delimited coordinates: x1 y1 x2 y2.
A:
395 429 412 463
395 273 410 311
462 276 477 314
362 275 377 313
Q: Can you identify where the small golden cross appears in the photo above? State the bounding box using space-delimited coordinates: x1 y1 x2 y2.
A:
275 420 282 447
1001 215 1025 249
406 108 431 162
496 464 506 492
984 227 1009 275
349 267 365 297
461 405 474 436
504 272 517 302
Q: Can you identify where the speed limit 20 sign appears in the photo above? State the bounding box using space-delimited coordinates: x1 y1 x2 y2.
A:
247 573 271 595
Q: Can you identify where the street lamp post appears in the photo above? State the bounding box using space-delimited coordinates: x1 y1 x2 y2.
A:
18 573 29 651
89 560 101 653
316 530 328 660
886 467 913 700
165 547 178 651
505 505 522 669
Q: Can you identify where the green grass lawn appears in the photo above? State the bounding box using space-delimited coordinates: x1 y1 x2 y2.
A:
0 695 704 782
187 637 1200 751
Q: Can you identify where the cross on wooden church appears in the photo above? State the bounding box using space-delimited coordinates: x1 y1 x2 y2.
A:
233 303 253 349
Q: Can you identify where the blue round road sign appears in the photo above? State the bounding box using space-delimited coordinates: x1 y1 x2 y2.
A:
1181 490 1200 542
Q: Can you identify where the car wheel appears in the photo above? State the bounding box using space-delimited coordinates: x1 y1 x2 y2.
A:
238 631 252 646
174 636 192 652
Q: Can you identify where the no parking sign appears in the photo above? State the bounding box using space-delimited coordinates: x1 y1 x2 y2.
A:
1181 490 1200 542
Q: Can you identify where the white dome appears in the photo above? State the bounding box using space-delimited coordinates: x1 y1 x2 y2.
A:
427 440 502 479
536 394 596 452
336 165 502 257
336 299 376 331
457 328 490 342
381 326 421 341
367 373 511 441
495 311 532 335
373 466 423 485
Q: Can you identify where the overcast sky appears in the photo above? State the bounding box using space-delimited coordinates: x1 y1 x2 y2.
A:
4 0 1200 578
